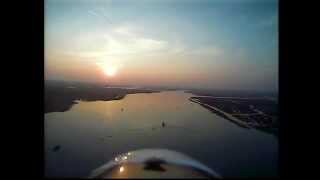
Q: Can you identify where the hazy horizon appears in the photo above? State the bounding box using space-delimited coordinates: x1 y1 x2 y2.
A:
45 0 278 92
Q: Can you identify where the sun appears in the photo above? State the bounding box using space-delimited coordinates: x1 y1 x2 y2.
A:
96 62 120 77
103 66 117 77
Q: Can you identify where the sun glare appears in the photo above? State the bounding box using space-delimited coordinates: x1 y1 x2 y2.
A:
97 62 118 77
103 66 117 77
119 166 124 173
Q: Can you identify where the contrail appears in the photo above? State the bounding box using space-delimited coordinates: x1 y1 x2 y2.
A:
101 14 113 24
88 9 113 25
88 10 100 17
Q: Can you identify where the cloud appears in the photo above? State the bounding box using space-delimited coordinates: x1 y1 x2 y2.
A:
63 24 168 59
56 23 236 78
88 9 113 25
88 10 100 17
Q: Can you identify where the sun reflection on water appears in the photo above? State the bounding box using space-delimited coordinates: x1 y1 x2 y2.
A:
119 166 124 173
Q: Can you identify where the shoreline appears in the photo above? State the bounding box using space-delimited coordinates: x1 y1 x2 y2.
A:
45 87 159 114
45 94 127 114
189 96 278 137
189 97 250 129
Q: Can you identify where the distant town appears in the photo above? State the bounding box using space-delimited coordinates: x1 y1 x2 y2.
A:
189 95 278 136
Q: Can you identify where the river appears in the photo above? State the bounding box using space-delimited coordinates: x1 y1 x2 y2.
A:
45 91 278 177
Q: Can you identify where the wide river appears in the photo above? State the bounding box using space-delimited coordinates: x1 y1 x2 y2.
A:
45 91 278 177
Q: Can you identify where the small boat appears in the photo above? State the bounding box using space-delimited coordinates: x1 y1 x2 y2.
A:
162 122 165 127
53 145 61 152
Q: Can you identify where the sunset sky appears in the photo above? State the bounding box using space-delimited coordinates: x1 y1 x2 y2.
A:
45 0 278 91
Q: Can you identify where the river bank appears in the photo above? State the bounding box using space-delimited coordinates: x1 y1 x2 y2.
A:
188 96 278 136
45 81 159 113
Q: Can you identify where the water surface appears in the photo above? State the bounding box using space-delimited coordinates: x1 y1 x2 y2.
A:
45 91 278 177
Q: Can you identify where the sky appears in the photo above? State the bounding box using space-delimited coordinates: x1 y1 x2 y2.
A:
45 0 278 92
